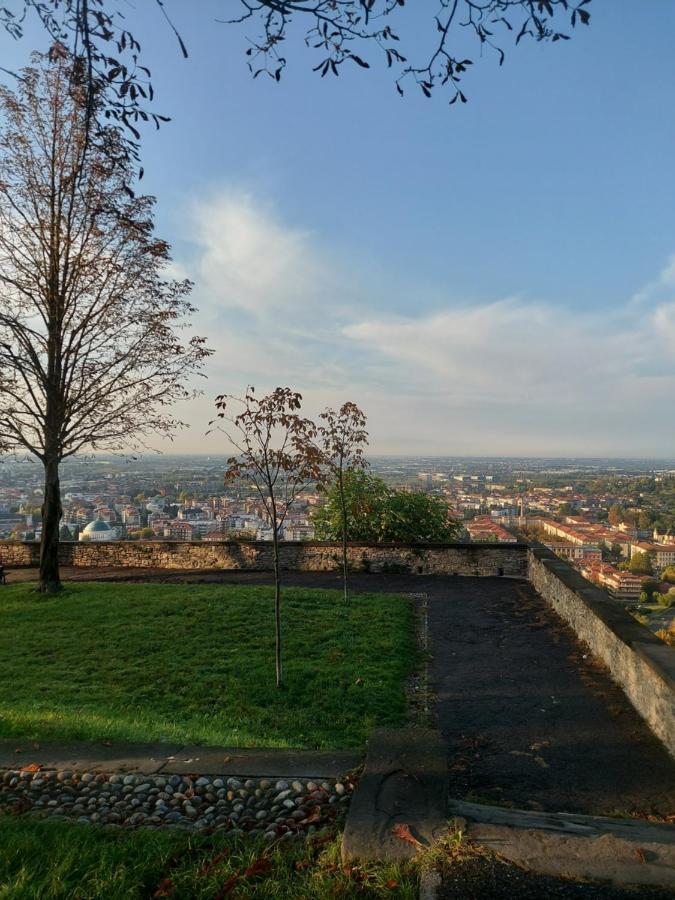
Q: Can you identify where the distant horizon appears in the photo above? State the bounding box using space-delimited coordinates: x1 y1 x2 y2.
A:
6 452 672 465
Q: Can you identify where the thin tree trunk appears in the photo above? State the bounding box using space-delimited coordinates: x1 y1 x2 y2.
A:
272 529 282 688
39 452 62 593
340 479 349 604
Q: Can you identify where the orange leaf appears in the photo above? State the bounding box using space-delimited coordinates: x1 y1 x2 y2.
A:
198 850 230 876
391 823 424 849
152 879 174 898
635 847 647 864
305 806 322 823
214 874 239 899
21 763 42 773
244 858 272 878
386 879 399 889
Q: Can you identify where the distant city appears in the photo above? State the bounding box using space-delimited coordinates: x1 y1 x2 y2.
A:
2 452 674 632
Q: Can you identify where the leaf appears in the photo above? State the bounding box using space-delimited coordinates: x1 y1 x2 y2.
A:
386 880 400 890
21 763 42 773
152 880 174 899
214 874 239 899
244 859 273 878
391 823 424 848
635 847 647 864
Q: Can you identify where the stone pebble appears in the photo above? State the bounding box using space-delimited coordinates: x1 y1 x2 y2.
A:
0 769 353 838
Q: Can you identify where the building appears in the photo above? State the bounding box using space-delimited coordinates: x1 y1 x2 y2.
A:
79 519 116 542
630 541 675 574
545 542 601 562
465 516 517 543
599 569 649 603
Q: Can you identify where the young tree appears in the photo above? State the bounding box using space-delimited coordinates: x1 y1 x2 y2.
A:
213 387 323 688
0 50 210 593
317 403 368 603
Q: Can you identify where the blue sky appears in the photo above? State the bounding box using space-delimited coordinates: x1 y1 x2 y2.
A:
5 1 675 456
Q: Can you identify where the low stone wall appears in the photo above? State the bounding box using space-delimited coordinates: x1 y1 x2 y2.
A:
528 546 675 757
0 539 528 578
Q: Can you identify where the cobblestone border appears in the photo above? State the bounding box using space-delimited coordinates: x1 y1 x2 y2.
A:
1 768 354 839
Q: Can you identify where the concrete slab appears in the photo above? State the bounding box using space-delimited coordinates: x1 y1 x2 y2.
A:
0 740 181 774
342 728 448 863
450 799 675 888
0 740 361 778
161 746 362 777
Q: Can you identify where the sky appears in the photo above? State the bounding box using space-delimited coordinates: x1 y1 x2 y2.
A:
5 0 675 457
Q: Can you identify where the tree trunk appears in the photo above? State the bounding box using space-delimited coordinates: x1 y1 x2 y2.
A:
40 452 62 593
272 529 282 688
340 481 349 604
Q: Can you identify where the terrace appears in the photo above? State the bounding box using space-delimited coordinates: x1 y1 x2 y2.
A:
2 540 674 814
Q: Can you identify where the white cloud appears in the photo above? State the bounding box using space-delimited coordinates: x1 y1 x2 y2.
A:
343 299 661 403
158 190 675 456
190 190 329 316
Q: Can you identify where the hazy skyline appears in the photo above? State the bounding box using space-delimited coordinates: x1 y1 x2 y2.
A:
6 1 674 457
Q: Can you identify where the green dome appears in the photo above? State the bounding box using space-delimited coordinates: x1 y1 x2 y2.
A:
83 519 112 533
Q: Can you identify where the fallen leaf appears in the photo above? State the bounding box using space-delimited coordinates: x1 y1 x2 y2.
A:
214 874 239 899
21 763 42 773
152 879 174 898
304 806 322 824
293 860 310 871
635 847 647 864
223 755 232 764
385 880 399 890
198 850 230 876
244 859 272 878
391 823 424 849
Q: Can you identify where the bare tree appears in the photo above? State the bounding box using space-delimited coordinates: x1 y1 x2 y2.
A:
0 49 210 593
317 403 368 603
0 1 593 143
213 387 323 688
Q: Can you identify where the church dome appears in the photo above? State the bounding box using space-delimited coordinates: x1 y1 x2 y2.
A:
83 519 111 533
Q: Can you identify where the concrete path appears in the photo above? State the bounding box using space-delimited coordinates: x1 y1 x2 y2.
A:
449 799 675 889
427 577 675 817
0 739 361 778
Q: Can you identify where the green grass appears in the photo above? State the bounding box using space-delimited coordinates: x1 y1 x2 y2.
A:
0 582 414 748
0 816 418 899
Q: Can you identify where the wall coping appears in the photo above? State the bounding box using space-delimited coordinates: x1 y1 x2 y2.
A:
0 538 529 551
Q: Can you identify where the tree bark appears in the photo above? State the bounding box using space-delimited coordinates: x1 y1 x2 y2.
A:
272 529 282 688
40 452 62 593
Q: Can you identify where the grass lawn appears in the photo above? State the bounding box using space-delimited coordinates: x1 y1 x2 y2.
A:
0 582 414 748
0 816 417 899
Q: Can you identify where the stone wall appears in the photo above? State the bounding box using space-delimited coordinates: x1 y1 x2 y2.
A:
528 546 675 758
0 539 528 578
